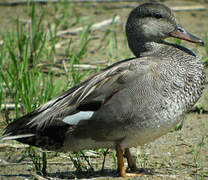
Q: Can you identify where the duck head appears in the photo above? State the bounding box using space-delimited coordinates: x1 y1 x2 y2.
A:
126 3 204 57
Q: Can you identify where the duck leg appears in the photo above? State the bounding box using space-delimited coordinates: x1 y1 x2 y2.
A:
124 147 155 175
116 144 145 177
124 148 137 171
116 144 126 177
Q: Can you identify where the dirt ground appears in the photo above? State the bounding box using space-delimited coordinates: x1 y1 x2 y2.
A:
0 0 208 179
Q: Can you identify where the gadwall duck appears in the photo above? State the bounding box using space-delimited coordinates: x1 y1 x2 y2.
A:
1 3 205 177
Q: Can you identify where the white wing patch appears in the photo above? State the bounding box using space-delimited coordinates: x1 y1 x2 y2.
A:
63 111 94 125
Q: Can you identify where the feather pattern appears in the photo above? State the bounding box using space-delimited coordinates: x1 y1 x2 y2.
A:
3 57 151 136
1 3 205 161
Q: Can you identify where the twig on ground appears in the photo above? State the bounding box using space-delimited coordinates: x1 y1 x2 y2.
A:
172 5 205 11
102 4 206 11
0 142 29 149
67 64 103 70
48 16 120 49
56 16 120 37
1 104 21 110
38 63 105 72
51 40 68 49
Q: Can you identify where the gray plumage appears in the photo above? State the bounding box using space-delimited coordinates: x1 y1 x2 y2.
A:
1 3 205 154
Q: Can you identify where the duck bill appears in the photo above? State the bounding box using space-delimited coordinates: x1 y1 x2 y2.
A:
170 26 204 46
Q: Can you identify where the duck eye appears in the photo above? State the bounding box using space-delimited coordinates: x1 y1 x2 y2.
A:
155 14 162 19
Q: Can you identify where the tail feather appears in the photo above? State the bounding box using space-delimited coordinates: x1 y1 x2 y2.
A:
2 111 70 151
3 111 41 135
0 134 35 140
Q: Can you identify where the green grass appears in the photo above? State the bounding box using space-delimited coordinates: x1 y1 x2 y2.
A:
0 2 123 176
0 3 68 175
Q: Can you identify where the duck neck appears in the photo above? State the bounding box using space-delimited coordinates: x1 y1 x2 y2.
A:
129 39 198 61
128 39 165 57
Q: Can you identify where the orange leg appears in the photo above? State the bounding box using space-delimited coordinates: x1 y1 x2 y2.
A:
116 144 126 177
125 148 137 171
116 144 147 177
